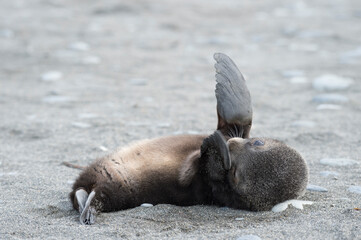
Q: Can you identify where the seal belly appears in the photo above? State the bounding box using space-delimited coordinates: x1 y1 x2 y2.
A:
70 134 207 212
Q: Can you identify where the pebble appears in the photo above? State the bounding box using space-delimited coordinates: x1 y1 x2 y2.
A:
41 71 63 82
289 76 308 84
235 218 244 221
128 78 148 86
143 97 154 103
316 104 342 110
320 171 339 177
69 41 89 51
348 186 361 195
312 94 348 104
281 70 304 78
128 122 151 127
340 47 361 63
0 172 19 177
71 122 91 129
82 56 100 64
291 120 316 128
187 130 201 135
157 123 171 128
313 74 353 91
236 235 262 240
99 146 108 152
320 158 359 167
42 96 75 103
307 184 328 192
26 114 37 121
78 113 98 119
0 29 14 38
140 203 153 207
67 180 75 185
272 200 313 213
289 43 319 52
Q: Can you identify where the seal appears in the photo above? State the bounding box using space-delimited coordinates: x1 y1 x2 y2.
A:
69 53 308 225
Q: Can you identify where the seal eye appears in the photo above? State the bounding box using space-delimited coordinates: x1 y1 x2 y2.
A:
253 140 264 146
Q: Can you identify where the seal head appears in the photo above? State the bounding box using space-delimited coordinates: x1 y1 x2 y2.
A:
200 131 308 211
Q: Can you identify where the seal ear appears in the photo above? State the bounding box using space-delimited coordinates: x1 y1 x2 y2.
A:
201 130 231 170
214 53 253 138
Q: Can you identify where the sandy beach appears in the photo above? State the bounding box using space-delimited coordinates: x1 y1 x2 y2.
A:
1 0 360 239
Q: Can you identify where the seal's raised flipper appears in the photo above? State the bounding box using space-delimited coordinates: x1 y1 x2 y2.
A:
214 53 252 138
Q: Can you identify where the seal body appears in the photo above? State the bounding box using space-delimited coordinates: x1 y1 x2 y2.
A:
70 135 211 214
69 53 309 225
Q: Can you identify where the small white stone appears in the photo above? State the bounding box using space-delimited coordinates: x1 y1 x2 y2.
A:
129 78 148 86
99 146 108 152
340 47 361 63
67 180 75 185
316 104 342 110
71 122 91 129
291 120 316 128
143 97 154 102
272 200 313 213
281 70 304 78
172 130 184 135
41 71 63 82
289 43 319 52
0 172 19 177
187 130 201 135
313 74 353 91
320 171 339 177
312 94 348 104
140 203 153 207
78 113 98 119
273 8 289 17
128 122 151 127
82 56 100 64
42 96 75 103
0 29 14 38
320 158 359 167
348 186 361 194
236 235 262 240
157 123 171 128
289 77 308 84
69 41 89 51
235 218 244 221
307 184 328 192
26 115 37 120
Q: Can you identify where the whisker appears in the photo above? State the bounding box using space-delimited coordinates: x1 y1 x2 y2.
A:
234 124 239 137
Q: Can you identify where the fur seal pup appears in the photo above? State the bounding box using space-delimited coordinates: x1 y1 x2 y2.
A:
69 53 308 225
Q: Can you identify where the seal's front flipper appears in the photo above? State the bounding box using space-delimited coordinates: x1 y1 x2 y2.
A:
214 53 252 138
200 130 231 181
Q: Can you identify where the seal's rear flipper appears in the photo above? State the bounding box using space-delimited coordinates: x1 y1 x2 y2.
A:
214 53 252 138
79 191 96 225
75 188 88 213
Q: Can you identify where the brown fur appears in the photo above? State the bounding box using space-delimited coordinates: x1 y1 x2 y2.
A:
70 135 210 213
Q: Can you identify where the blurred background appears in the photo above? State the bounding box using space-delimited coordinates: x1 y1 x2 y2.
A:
1 0 361 159
1 0 360 160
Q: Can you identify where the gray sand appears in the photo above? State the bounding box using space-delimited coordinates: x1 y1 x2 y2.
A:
1 0 361 239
